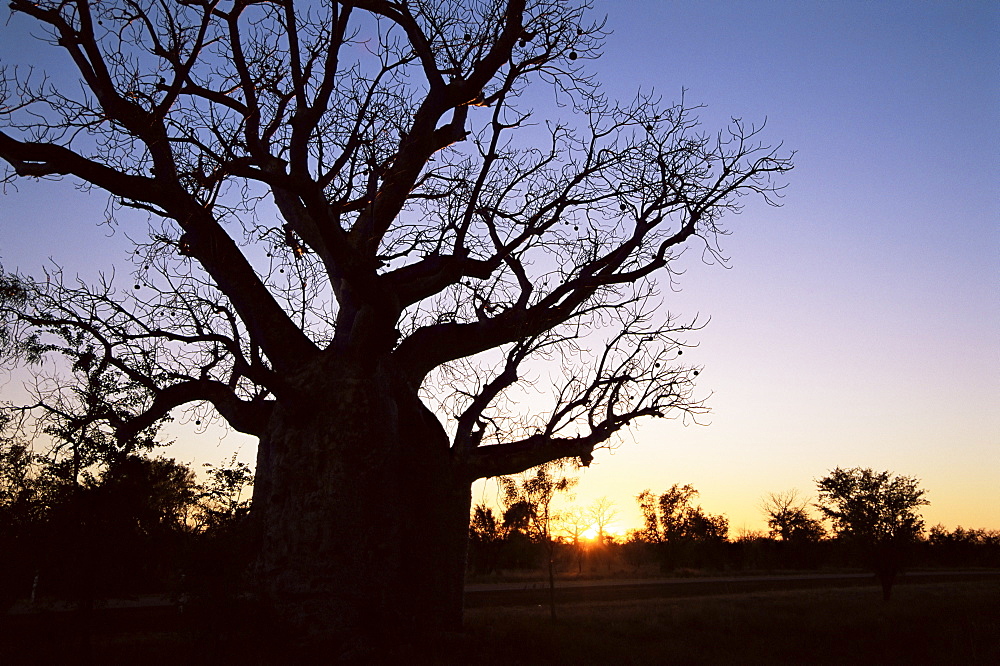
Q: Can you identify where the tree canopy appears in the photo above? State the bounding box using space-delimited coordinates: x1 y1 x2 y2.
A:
1 0 791 474
816 467 928 545
816 466 929 600
637 484 729 544
0 0 793 642
761 489 824 542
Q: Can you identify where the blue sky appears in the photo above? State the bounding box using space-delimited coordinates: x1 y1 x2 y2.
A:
545 0 1000 532
2 1 997 533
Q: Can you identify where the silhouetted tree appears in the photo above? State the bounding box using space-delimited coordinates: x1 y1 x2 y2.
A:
638 484 727 542
637 484 728 570
35 454 199 588
759 489 825 569
761 489 824 542
559 505 593 573
197 454 255 532
103 456 198 530
588 496 618 545
560 505 593 544
468 503 505 575
501 465 576 618
0 427 53 536
0 347 175 647
0 417 201 656
0 425 65 608
816 467 929 600
730 528 771 571
927 525 1000 568
0 0 791 641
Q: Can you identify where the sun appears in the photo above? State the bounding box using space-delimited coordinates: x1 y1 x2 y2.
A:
581 526 600 541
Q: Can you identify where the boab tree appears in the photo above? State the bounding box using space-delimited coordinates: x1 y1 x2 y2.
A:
0 0 792 641
588 495 618 545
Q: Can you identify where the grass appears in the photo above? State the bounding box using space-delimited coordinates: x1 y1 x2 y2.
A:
4 578 998 664
456 579 1000 664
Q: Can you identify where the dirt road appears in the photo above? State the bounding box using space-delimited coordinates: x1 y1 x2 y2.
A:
463 570 1000 607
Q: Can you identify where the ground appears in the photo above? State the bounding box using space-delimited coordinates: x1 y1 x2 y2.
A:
3 574 998 663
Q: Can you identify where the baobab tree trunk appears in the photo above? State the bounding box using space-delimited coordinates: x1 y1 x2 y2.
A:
250 357 472 646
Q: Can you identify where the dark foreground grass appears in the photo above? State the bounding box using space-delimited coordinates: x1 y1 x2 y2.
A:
458 579 1000 665
4 578 998 664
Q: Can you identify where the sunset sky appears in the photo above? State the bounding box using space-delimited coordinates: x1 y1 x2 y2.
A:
2 1 997 535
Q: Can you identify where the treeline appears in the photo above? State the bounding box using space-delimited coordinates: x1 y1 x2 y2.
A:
0 443 253 607
467 467 1000 580
472 522 1000 577
2 447 998 607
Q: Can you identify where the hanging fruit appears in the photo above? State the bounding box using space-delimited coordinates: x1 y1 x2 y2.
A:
178 233 194 256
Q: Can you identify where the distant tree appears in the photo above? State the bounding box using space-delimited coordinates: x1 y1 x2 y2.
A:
761 489 824 542
927 525 1000 569
0 414 31 497
0 369 180 613
560 505 594 545
181 455 257 633
638 484 694 543
637 484 728 543
684 508 729 542
500 465 577 618
558 505 593 573
621 528 654 569
0 434 54 532
637 484 728 570
816 467 929 600
0 444 201 658
468 503 505 575
197 454 255 532
500 466 577 545
587 496 619 545
96 456 199 533
731 528 770 571
0 427 66 607
48 454 200 597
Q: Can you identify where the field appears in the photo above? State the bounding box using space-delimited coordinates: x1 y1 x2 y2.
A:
459 578 1000 664
4 576 998 663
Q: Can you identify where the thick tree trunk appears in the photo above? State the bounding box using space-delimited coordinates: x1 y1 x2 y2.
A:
249 357 471 647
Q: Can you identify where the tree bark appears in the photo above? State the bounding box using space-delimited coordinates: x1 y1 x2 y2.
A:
249 355 471 647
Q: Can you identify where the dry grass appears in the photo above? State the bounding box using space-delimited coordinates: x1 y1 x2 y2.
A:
4 578 997 664
455 579 1000 665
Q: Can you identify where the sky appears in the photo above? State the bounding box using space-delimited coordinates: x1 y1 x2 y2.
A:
1 1 998 535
